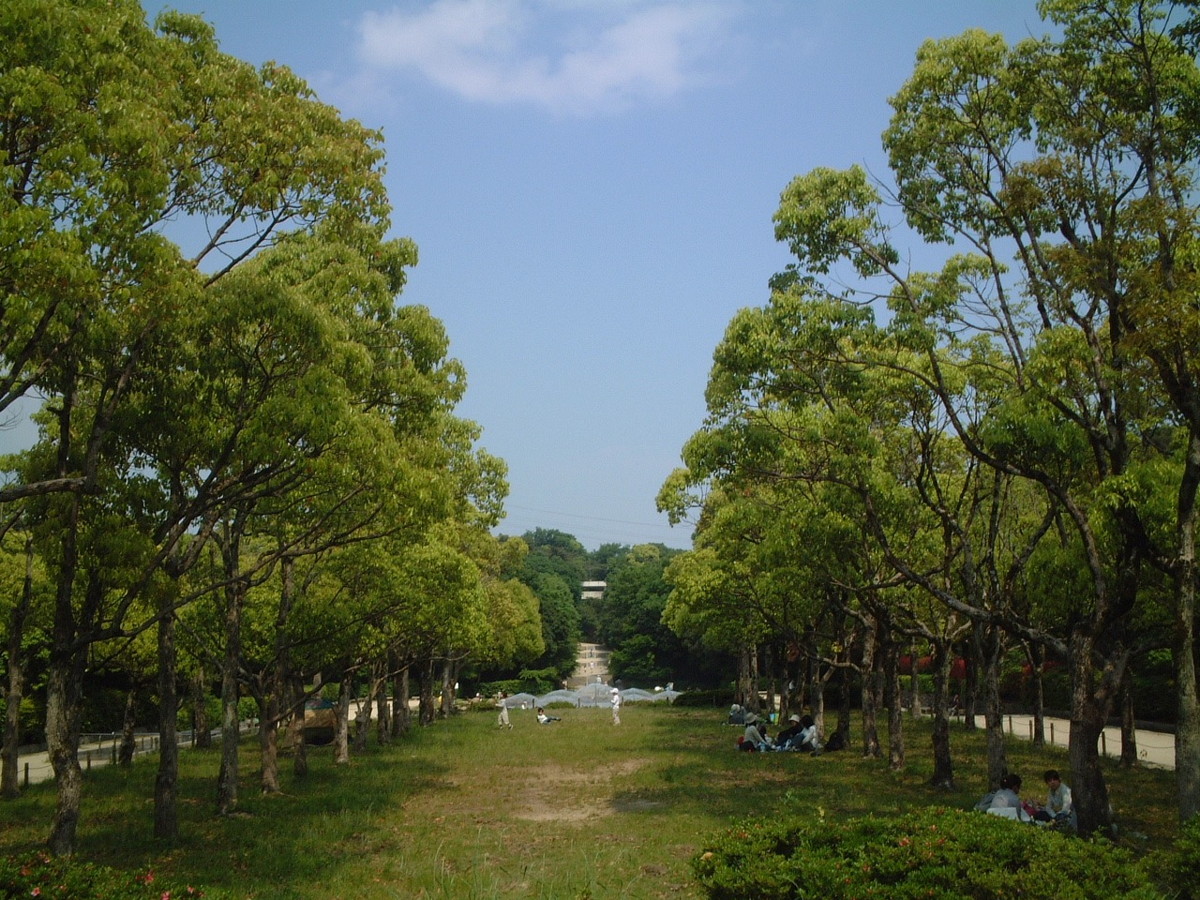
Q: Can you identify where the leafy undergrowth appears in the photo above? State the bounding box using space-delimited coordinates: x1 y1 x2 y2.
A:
0 852 221 900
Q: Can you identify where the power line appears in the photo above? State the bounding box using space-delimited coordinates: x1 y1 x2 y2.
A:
503 503 679 529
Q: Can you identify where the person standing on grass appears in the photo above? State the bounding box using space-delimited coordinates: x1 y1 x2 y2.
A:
610 687 622 725
496 692 512 729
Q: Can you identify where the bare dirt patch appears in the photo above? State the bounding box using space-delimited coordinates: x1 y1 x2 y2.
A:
511 757 649 823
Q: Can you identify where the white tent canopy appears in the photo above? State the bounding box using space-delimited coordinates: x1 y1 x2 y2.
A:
500 685 680 709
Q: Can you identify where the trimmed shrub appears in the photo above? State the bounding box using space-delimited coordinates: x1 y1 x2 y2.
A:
693 807 1161 899
1149 814 1200 899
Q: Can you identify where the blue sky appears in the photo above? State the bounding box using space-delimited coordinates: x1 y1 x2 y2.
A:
21 1 1053 549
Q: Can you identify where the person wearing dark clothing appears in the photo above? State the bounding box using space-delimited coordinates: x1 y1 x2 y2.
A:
775 714 804 749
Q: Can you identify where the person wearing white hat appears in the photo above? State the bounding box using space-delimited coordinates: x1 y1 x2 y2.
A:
741 713 770 751
775 713 804 749
610 687 621 725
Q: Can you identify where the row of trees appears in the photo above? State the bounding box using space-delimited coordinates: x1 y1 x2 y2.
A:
658 0 1200 837
0 0 555 857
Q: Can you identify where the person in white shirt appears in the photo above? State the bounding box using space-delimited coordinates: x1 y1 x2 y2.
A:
610 687 622 725
796 715 822 754
740 713 771 751
1035 769 1074 829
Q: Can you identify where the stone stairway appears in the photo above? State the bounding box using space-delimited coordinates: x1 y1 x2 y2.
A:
565 642 610 688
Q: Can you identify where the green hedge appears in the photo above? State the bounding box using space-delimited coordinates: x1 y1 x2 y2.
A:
693 808 1163 899
1148 814 1200 899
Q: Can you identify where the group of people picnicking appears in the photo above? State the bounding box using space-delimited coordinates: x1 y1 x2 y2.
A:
975 769 1076 831
727 703 1075 832
730 705 842 754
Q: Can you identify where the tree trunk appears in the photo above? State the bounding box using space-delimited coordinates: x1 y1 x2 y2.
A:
736 645 755 712
963 635 979 731
928 640 955 790
860 617 881 758
191 665 212 750
288 673 308 779
258 688 280 794
1173 434 1200 821
806 657 826 738
444 658 460 718
45 657 84 856
391 665 410 739
377 670 392 745
354 676 374 752
417 661 436 726
1119 663 1138 769
46 502 86 856
835 660 853 747
264 555 292 788
980 623 1007 789
334 675 352 765
1 535 34 799
154 595 179 841
762 645 776 719
1027 641 1046 747
1067 630 1118 836
119 688 138 767
907 642 920 717
216 572 244 816
884 632 904 771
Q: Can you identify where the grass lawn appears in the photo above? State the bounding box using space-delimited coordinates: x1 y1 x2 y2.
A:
0 703 1181 899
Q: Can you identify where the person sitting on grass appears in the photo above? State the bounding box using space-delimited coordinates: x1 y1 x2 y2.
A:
739 713 770 751
990 773 1023 810
795 715 822 754
1034 769 1075 829
535 707 561 724
980 773 1035 822
775 714 803 749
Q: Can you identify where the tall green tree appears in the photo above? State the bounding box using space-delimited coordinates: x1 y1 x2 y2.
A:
764 0 1200 829
526 572 581 684
2 0 407 853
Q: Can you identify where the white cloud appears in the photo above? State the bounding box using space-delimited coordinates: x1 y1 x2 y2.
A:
357 0 736 114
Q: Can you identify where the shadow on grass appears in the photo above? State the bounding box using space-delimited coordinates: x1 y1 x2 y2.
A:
1 737 455 898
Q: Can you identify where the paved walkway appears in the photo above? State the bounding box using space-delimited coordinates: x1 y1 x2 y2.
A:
992 713 1175 770
10 728 236 788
